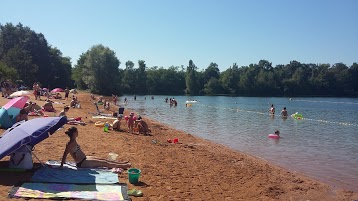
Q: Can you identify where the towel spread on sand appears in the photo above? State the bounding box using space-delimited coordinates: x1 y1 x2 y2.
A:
9 182 129 201
31 166 119 184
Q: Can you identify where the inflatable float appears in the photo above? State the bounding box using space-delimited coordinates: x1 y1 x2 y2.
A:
95 121 105 127
292 113 303 120
268 134 280 139
185 100 198 104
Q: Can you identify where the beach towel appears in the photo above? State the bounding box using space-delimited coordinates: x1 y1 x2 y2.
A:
9 182 130 201
31 166 119 184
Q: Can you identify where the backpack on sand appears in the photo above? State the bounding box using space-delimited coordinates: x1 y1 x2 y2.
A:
9 145 34 169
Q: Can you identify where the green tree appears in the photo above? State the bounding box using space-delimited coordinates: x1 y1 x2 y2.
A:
122 60 136 94
185 60 198 95
350 63 358 94
136 60 147 94
74 44 120 95
0 61 18 80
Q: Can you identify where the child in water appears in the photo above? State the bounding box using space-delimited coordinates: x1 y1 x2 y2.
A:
274 130 280 136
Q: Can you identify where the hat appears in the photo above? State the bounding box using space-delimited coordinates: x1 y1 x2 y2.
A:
130 112 134 116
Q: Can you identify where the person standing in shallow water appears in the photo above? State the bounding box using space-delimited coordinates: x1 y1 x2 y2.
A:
269 104 275 115
281 107 288 117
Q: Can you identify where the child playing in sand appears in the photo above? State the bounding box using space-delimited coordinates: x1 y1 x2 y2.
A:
111 116 122 131
127 112 135 133
135 116 151 135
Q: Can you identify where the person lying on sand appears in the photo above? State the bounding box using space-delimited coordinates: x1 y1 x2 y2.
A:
60 127 131 169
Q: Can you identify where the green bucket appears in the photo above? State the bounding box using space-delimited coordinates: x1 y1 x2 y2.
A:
128 168 141 184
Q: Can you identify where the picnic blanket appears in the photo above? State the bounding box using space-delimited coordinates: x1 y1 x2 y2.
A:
9 182 130 201
32 166 119 184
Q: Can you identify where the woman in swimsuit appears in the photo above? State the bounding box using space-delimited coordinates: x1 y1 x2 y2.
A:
60 127 131 169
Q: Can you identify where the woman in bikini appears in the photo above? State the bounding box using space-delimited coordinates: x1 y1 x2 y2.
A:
60 127 131 169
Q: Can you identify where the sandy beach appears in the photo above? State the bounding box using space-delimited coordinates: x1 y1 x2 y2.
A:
0 91 357 201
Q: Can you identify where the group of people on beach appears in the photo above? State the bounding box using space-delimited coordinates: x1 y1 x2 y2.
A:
1 87 133 170
110 112 151 136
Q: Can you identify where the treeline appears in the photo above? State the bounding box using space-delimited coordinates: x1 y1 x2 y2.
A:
0 23 73 89
1 23 357 97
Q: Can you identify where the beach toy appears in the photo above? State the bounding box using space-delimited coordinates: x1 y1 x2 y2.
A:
128 168 141 184
107 152 118 161
95 121 105 127
173 138 179 143
104 123 109 132
167 139 172 143
292 113 303 120
268 134 280 139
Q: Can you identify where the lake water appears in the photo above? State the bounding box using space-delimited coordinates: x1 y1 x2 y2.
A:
119 95 358 191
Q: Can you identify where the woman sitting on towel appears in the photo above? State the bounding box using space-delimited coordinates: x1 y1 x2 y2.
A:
60 127 131 169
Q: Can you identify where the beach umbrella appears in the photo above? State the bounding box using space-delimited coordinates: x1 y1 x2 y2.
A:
9 90 31 98
51 88 64 93
0 116 67 160
0 96 29 129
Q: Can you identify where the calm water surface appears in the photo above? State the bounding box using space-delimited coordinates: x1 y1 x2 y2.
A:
120 96 358 191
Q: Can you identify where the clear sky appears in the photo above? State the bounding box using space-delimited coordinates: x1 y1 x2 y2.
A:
1 0 357 71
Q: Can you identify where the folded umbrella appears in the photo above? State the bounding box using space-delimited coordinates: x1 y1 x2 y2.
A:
9 90 31 98
51 88 64 93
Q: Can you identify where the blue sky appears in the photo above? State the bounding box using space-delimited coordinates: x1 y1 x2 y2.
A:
1 0 357 71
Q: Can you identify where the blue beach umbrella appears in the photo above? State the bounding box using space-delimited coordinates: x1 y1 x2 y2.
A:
0 116 67 160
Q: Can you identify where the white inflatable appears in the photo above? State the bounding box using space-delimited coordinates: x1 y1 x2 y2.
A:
185 100 198 104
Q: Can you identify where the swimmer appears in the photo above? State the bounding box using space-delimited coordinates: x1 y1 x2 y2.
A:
274 130 280 136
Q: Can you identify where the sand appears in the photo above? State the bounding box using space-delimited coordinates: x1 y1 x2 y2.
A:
0 92 357 201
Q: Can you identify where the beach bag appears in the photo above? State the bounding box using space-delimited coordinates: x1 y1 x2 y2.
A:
9 145 34 169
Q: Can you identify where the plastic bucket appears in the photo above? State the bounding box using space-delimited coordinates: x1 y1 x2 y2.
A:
128 168 141 184
107 153 118 161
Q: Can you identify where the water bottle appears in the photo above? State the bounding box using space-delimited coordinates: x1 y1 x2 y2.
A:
104 123 109 132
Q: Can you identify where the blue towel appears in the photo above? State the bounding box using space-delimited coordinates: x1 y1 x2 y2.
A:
31 166 119 184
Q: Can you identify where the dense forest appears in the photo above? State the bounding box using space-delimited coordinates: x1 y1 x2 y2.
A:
1 23 357 97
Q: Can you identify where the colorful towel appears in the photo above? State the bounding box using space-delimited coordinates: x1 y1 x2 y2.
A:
32 166 119 184
9 182 130 201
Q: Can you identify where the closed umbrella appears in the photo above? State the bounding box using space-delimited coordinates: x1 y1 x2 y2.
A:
51 88 64 93
9 90 31 98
